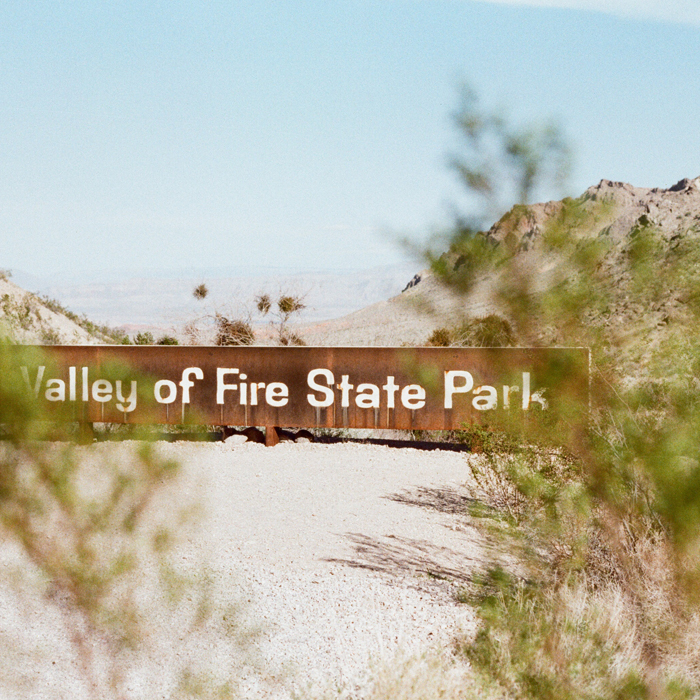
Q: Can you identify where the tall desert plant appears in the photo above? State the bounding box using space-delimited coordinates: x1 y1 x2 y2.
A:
256 292 306 346
426 87 700 697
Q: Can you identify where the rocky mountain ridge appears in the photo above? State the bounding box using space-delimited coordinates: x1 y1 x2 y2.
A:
301 176 700 346
481 176 700 253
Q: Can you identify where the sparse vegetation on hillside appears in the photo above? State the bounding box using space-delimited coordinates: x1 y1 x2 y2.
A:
36 293 129 344
0 285 128 345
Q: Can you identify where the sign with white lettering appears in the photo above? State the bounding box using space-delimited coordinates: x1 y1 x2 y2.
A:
7 346 589 432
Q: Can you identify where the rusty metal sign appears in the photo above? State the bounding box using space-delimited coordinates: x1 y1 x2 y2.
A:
6 346 589 434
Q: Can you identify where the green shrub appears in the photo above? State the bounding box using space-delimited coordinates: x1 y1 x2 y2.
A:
134 331 154 345
418 85 700 697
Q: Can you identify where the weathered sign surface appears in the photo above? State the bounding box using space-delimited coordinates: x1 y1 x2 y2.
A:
9 346 589 432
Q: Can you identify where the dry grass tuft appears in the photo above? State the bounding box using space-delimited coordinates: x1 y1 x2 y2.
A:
427 315 516 348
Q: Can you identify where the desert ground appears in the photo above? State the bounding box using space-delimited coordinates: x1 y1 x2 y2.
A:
1 438 488 699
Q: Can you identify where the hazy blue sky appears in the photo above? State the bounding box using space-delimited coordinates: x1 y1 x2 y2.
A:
1 0 698 278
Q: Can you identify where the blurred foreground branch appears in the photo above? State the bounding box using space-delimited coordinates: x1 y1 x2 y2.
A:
427 87 700 698
0 346 260 699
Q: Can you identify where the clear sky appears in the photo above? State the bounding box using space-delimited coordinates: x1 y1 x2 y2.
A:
1 0 699 278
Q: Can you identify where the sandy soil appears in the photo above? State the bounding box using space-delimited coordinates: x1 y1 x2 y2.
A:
298 270 497 347
2 439 488 699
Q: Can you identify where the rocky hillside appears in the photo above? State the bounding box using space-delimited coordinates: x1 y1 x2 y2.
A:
483 176 700 251
300 176 700 346
0 275 115 345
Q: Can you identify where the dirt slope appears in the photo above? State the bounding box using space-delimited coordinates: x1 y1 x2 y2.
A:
0 276 107 344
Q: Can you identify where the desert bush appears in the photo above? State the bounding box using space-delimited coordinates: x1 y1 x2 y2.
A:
39 326 61 345
0 345 259 698
133 331 177 346
277 294 305 316
256 292 307 346
426 326 452 347
462 576 648 700
427 315 516 347
193 283 208 301
184 290 305 347
417 86 700 697
255 293 271 315
115 330 132 344
279 331 306 346
456 315 516 347
134 331 154 345
214 315 254 346
456 424 521 455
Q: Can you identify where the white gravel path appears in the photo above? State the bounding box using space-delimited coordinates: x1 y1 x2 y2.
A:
166 440 482 697
2 440 488 699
